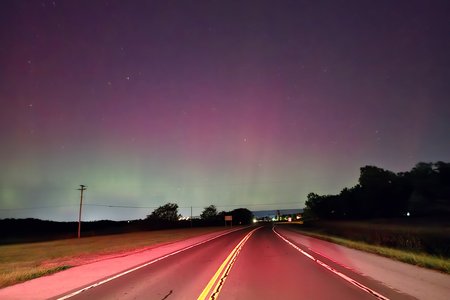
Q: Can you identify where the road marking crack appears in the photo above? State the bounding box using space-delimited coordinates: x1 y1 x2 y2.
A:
161 289 173 300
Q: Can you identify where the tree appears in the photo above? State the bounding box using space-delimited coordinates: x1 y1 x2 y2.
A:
358 165 402 217
305 193 321 213
435 161 450 201
200 205 218 220
230 208 253 225
408 161 450 216
147 203 180 222
359 166 396 189
304 162 449 220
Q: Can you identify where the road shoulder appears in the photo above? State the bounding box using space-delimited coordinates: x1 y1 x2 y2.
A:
0 227 245 300
276 225 450 300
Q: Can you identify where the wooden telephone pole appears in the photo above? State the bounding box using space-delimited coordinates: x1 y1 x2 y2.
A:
77 185 87 239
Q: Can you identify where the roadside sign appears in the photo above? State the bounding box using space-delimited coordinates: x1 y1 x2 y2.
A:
224 215 232 227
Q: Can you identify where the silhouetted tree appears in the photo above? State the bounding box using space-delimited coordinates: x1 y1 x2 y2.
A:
200 205 218 220
407 162 450 216
230 208 253 225
358 165 413 218
304 162 450 220
217 210 227 220
146 203 180 222
305 193 320 214
435 161 450 201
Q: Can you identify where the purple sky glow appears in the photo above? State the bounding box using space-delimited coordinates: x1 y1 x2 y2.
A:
1 0 449 221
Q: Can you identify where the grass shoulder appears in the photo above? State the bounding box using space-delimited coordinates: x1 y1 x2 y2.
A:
0 226 228 288
288 219 450 274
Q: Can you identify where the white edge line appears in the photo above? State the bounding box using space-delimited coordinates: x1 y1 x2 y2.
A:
57 226 249 300
272 226 390 300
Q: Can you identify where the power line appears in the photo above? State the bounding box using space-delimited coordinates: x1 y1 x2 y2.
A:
213 202 302 208
1 201 303 211
0 205 77 211
0 202 302 212
84 202 302 209
84 204 159 209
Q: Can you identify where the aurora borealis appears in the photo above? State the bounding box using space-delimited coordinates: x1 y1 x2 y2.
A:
1 1 449 221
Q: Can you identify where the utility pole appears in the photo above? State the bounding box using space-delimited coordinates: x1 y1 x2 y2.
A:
190 206 193 228
77 185 87 239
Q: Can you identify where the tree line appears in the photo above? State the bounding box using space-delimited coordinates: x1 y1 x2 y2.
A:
304 162 450 220
146 203 253 226
1 205 253 244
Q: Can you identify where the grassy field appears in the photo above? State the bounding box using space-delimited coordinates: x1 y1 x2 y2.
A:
291 219 450 274
0 227 227 288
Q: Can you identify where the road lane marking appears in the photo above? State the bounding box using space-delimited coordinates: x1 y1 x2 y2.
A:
273 226 390 300
208 227 260 300
57 226 249 300
197 226 261 300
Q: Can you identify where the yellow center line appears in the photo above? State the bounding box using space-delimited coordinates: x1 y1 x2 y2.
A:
197 227 261 300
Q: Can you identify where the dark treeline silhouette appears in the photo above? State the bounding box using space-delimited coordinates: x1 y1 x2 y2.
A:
1 204 253 244
0 218 149 244
145 203 253 228
305 161 450 220
199 206 253 226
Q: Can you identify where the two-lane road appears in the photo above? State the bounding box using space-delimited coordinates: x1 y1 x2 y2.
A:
55 224 415 300
56 227 256 300
218 225 413 300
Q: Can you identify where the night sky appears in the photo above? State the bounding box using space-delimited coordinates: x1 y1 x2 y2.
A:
1 0 449 221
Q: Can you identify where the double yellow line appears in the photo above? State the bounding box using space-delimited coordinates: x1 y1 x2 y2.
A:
197 227 261 300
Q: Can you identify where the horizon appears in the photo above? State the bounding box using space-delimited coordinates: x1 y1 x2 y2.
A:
0 162 442 222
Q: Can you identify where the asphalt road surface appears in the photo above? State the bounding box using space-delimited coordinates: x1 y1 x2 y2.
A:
55 224 415 300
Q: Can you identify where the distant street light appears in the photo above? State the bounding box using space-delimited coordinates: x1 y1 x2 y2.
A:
77 185 87 238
